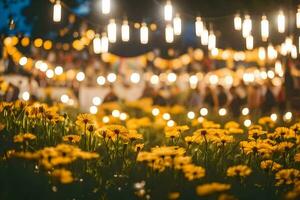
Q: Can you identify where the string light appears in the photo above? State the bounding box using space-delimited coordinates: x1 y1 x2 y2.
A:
165 24 174 43
187 111 195 119
92 97 102 106
164 0 173 21
167 120 175 127
53 0 61 22
150 75 160 85
173 13 181 35
234 14 242 30
267 44 277 60
258 47 266 60
101 0 110 15
195 17 204 37
101 33 109 53
19 56 28 66
130 72 141 83
121 20 130 42
60 94 69 103
201 29 209 45
90 106 98 114
162 113 171 120
107 19 117 43
277 11 285 33
54 66 63 75
291 45 298 59
244 119 251 127
22 91 30 101
152 108 160 116
167 72 177 83
208 31 216 50
140 23 149 44
209 74 219 85
297 7 300 28
107 73 117 83
76 72 85 82
261 15 269 42
242 15 252 38
242 107 249 115
46 69 54 78
246 35 253 50
275 60 284 76
200 108 208 116
218 108 227 116
97 76 106 85
270 113 278 121
93 34 102 54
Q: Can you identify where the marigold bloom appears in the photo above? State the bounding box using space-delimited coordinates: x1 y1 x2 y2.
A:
52 168 74 184
196 182 231 196
227 165 252 177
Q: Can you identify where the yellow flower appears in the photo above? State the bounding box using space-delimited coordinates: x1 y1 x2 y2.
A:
294 153 300 162
168 192 180 200
260 160 282 171
196 182 231 196
151 146 185 158
272 127 296 140
258 116 275 127
62 135 81 143
182 164 205 181
127 129 143 141
165 125 189 139
276 142 294 152
13 133 36 143
52 168 74 184
106 125 129 140
75 114 94 128
248 129 267 140
134 143 144 152
225 121 240 129
227 165 252 177
249 124 263 131
174 156 192 170
275 169 300 186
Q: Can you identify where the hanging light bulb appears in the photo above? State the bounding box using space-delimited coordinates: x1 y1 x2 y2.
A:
107 19 117 43
277 11 285 33
201 28 209 45
101 33 109 53
121 20 130 42
261 15 269 42
93 34 102 54
291 45 298 59
297 7 300 28
267 44 277 60
285 36 293 53
102 0 110 15
246 35 253 50
195 17 204 37
258 47 266 60
234 14 242 30
208 31 216 50
140 23 149 44
242 15 252 38
173 13 181 35
164 0 173 21
53 0 62 22
275 60 284 76
165 24 174 43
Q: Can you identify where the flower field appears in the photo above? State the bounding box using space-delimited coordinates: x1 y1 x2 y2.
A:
0 100 300 200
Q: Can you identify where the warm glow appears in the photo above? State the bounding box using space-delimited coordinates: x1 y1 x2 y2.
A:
200 108 208 116
244 119 251 127
187 111 195 119
101 0 110 14
107 19 117 43
201 29 209 45
121 20 130 42
53 0 61 22
107 73 117 83
242 107 249 115
297 8 300 28
242 15 252 38
173 14 181 35
208 31 216 50
97 76 106 85
165 24 174 43
218 108 227 116
246 35 253 50
234 14 242 30
93 34 102 54
258 47 266 60
76 72 85 82
101 33 109 53
195 17 204 37
140 23 149 44
164 0 173 21
261 15 269 42
130 73 141 84
277 11 285 33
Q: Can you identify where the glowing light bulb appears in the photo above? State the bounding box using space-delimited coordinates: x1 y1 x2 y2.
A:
107 19 117 43
112 109 120 118
208 31 216 50
150 75 159 85
244 119 251 127
275 60 284 77
107 73 117 83
92 97 102 106
218 108 227 116
162 113 171 120
46 69 54 78
19 56 28 66
173 14 181 35
189 75 198 88
101 33 109 53
261 15 269 42
283 112 292 121
201 29 209 45
200 108 208 116
22 91 30 101
140 23 149 44
242 107 249 115
97 76 106 85
76 72 85 82
270 113 277 121
90 106 98 114
246 35 254 50
164 0 173 21
101 0 110 14
54 66 63 75
277 11 285 33
167 120 175 127
119 113 127 121
297 8 300 28
167 72 177 83
152 108 160 116
267 44 277 60
165 24 174 43
234 14 242 30
130 72 141 83
93 34 102 54
242 15 252 38
187 111 195 119
258 47 266 60
61 94 69 103
121 20 130 42
102 116 110 123
195 17 204 37
53 0 61 22
209 74 219 85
